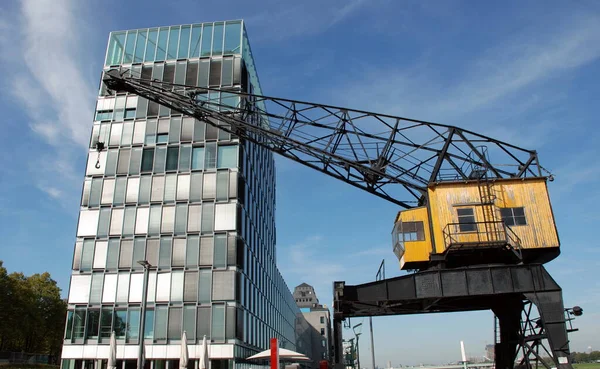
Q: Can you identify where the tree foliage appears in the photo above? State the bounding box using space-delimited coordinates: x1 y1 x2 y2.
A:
0 260 67 359
572 351 600 363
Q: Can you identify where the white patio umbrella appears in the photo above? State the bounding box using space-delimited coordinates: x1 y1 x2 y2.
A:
246 348 310 362
107 331 117 369
199 335 210 369
180 331 189 369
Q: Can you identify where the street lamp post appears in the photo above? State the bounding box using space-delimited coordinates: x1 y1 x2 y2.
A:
137 260 152 369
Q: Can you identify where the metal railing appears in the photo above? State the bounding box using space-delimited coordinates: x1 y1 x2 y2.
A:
443 221 522 255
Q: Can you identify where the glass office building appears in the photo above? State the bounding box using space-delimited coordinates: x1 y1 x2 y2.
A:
62 20 308 369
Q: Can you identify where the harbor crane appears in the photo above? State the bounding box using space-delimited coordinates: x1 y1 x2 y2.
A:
102 67 581 369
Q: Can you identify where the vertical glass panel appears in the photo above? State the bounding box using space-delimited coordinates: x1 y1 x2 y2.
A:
102 274 117 303
144 309 154 339
116 273 130 302
139 176 152 204
217 146 237 168
93 241 108 269
126 178 140 203
65 310 74 339
184 272 198 302
226 233 236 266
89 178 102 207
225 306 236 339
233 57 241 85
152 63 164 81
203 172 216 199
167 307 182 340
90 273 104 304
205 143 217 168
185 61 198 87
148 101 159 118
154 147 167 173
151 176 164 202
129 273 144 302
224 22 241 54
176 174 190 201
100 307 113 339
129 148 142 175
123 30 137 64
170 271 184 302
97 208 111 238
169 117 182 144
167 26 180 60
199 237 213 266
179 145 191 171
106 32 126 66
166 147 179 171
145 28 158 62
136 98 148 120
163 63 175 84
158 237 172 268
200 24 213 57
156 273 171 301
105 150 118 176
178 25 191 59
181 118 194 142
133 120 146 144
183 306 196 341
164 175 177 202
156 28 169 62
132 237 146 269
81 179 91 207
190 25 202 57
175 61 186 85
146 239 159 267
123 207 136 237
72 241 82 270
198 270 212 303
212 23 224 55
187 205 201 233
81 240 94 271
221 58 233 86
141 148 154 173
161 206 175 233
109 208 124 236
211 304 225 341
121 122 134 146
205 118 218 140
214 234 227 268
159 104 170 118
117 149 130 174
185 236 199 267
154 306 168 340
126 308 141 342
73 308 86 338
141 65 153 80
190 173 203 201
201 202 214 233
114 310 128 338
134 30 147 63
174 204 188 235
148 205 162 236
212 271 234 300
119 240 133 268
172 238 186 267
216 171 228 201
198 59 209 87
106 239 120 270
191 147 204 170
209 60 221 86
109 123 122 146
113 178 126 205
135 207 149 234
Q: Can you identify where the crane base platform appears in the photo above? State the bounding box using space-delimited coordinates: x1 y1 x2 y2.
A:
333 264 573 369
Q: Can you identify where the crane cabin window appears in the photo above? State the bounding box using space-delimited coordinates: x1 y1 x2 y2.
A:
393 221 425 243
457 208 477 232
500 207 527 226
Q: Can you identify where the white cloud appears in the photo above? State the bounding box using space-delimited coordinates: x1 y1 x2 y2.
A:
1 0 96 203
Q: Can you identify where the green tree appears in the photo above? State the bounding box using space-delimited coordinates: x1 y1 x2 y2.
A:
0 260 67 360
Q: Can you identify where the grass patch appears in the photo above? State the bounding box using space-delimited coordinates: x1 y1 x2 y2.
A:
574 364 600 369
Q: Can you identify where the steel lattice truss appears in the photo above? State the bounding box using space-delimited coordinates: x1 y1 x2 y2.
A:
104 69 544 208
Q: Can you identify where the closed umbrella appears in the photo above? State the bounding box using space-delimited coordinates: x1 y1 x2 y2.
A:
199 335 210 369
108 331 117 369
180 331 189 369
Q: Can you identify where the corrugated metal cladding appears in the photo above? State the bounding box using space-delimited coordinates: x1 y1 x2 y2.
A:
427 178 559 254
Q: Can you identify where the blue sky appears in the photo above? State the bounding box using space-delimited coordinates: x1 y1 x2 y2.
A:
0 0 599 365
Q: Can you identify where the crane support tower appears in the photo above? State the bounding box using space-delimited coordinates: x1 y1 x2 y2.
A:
102 67 580 369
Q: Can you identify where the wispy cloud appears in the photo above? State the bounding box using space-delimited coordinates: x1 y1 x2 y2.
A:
1 0 96 203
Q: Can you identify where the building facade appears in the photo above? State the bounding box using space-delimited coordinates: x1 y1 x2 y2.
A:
62 20 308 369
293 284 331 366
